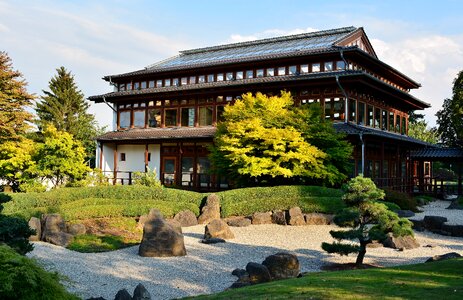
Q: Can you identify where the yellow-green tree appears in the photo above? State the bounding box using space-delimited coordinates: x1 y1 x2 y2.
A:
210 92 331 185
0 139 36 191
34 125 90 187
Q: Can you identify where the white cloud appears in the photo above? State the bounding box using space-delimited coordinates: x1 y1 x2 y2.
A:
228 27 318 43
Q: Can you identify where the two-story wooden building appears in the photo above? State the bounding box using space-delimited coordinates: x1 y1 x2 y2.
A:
89 26 431 190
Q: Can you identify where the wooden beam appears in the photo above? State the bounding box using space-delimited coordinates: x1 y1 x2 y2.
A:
113 144 118 185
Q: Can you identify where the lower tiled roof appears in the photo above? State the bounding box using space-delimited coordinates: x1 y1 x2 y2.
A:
333 122 433 146
410 148 463 159
97 126 216 142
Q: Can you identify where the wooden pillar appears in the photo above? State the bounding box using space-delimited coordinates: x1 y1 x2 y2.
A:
113 144 118 185
99 142 104 170
458 162 462 196
418 160 424 193
144 144 149 172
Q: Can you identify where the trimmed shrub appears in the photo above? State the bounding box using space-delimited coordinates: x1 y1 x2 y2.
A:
384 189 418 211
0 245 79 300
0 215 35 255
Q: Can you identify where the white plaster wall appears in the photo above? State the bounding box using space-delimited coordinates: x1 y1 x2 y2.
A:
101 144 115 174
117 144 146 173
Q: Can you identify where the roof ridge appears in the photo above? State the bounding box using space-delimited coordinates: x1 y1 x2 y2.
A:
179 26 357 55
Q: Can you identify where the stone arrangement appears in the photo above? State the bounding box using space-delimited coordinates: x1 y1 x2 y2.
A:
86 283 151 300
28 214 83 247
411 215 463 237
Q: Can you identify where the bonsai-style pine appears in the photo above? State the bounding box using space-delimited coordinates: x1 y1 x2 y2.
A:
321 176 414 266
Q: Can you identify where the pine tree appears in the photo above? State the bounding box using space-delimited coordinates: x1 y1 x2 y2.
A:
321 176 414 266
36 66 100 164
0 51 35 142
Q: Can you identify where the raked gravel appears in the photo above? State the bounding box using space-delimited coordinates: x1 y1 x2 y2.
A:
410 200 462 225
29 220 463 300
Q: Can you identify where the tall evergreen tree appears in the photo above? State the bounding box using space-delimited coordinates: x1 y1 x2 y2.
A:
36 67 100 164
0 51 35 142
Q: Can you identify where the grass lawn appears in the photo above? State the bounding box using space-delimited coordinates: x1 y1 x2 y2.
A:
188 258 463 300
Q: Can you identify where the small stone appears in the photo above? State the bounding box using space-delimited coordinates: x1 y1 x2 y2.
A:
114 289 132 300
423 216 448 230
200 238 226 244
28 217 41 241
133 283 151 300
286 207 305 226
262 252 300 280
426 252 462 263
382 233 419 250
231 268 247 278
304 213 333 225
173 210 198 227
44 232 74 247
246 262 271 284
251 212 272 225
67 223 86 236
204 219 234 240
225 217 251 227
271 211 287 225
395 210 415 218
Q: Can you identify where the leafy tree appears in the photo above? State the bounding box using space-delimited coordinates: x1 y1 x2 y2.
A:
34 125 91 187
210 92 330 186
0 51 35 142
321 176 414 266
408 118 438 144
437 70 463 147
0 139 36 191
36 67 101 164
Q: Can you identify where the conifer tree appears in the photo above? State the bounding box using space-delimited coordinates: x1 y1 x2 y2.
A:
36 67 100 164
0 51 35 142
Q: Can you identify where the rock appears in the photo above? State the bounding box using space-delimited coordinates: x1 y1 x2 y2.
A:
138 209 187 257
197 194 221 224
85 297 106 300
423 244 437 248
204 219 234 240
410 219 425 231
133 283 151 300
423 216 448 231
251 212 272 225
231 268 247 278
200 238 226 244
114 289 132 300
173 210 198 227
166 219 183 233
67 223 86 236
304 213 333 225
426 252 462 263
271 211 287 225
447 201 463 210
44 232 74 247
395 210 415 218
262 252 300 280
286 207 305 226
28 217 41 241
442 224 463 237
246 262 271 284
225 217 251 227
41 214 66 240
137 214 149 230
382 233 420 250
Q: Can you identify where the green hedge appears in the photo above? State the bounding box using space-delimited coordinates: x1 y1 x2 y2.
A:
217 185 344 217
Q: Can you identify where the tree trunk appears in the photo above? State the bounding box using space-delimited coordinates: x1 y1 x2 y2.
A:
356 241 367 266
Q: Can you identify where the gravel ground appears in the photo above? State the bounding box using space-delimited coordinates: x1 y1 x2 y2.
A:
29 220 463 300
410 200 462 225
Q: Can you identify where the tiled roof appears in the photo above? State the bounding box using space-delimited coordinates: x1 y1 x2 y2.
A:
333 122 433 146
410 148 463 159
97 126 216 141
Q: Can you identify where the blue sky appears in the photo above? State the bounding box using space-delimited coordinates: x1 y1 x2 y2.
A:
1 0 462 128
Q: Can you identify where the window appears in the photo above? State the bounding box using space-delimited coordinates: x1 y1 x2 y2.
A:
173 78 179 86
119 111 130 129
256 69 264 77
358 102 365 125
374 107 381 128
324 98 332 119
119 83 126 91
134 82 140 90
383 160 389 178
181 77 188 85
389 112 395 132
133 110 145 127
147 153 151 162
246 70 253 79
333 97 344 121
127 83 132 90
189 76 196 84
148 109 161 127
396 115 401 133
120 153 126 161
165 109 177 126
207 74 214 82
199 106 213 126
181 107 195 127
289 65 297 75
236 71 243 80
278 67 286 76
164 79 171 87
267 68 275 76
156 80 163 87
324 62 333 71
312 63 320 72
382 110 388 130
198 75 205 83
401 117 406 134
336 60 346 70
348 99 356 123
217 73 224 81
226 96 233 101
141 81 147 89
226 72 233 81
148 80 155 88
300 64 309 73
216 105 225 122
367 105 373 127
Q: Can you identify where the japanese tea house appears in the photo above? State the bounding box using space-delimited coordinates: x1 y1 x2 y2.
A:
89 26 433 191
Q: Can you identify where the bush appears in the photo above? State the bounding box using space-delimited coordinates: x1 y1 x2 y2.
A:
433 168 457 181
133 167 162 188
0 245 79 299
0 215 35 255
217 185 344 217
383 189 418 211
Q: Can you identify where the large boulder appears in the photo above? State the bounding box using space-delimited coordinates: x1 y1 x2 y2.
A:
225 217 251 227
204 219 235 240
261 252 300 280
41 214 66 240
395 210 415 218
382 233 420 250
197 194 221 224
133 283 151 300
304 213 333 225
251 212 272 225
425 252 462 263
271 211 287 225
28 217 41 241
286 207 305 226
442 224 463 237
114 289 132 300
138 209 187 257
44 232 74 247
67 223 86 236
423 216 448 231
173 210 198 227
245 262 271 284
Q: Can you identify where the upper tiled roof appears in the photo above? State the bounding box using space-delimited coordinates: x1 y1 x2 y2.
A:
97 126 216 141
333 122 433 146
410 148 463 159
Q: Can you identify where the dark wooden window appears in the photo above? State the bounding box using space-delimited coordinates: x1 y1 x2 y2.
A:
120 153 126 161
